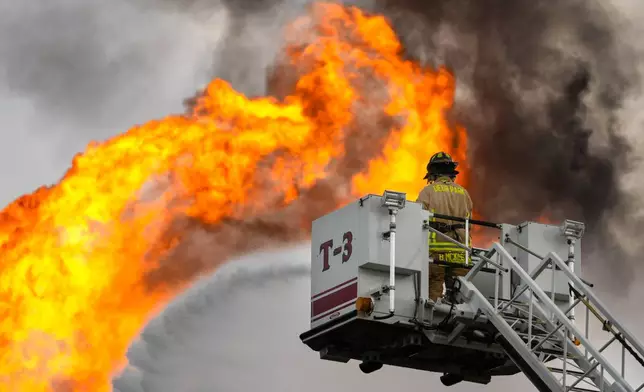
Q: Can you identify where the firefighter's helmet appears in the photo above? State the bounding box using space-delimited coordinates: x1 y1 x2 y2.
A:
423 151 459 180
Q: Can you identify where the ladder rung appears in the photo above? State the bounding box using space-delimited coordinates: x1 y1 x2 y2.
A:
548 367 587 377
568 387 599 392
496 300 531 308
502 314 547 323
539 347 580 359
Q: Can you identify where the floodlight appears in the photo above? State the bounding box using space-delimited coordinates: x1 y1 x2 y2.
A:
561 219 585 239
381 190 406 209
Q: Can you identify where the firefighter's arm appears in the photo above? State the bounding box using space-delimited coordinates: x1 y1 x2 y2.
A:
416 187 430 210
465 192 474 246
465 190 474 217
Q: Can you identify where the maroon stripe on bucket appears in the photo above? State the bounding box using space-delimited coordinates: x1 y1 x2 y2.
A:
311 277 357 300
311 281 358 318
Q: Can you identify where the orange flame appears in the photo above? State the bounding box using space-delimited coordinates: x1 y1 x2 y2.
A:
0 3 469 391
535 211 557 224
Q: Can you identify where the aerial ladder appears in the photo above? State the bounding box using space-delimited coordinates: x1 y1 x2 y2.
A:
299 190 644 392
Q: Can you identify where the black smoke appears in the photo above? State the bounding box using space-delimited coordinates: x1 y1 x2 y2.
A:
375 0 640 291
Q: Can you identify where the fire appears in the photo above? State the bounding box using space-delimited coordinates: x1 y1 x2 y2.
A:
535 211 557 224
0 3 468 391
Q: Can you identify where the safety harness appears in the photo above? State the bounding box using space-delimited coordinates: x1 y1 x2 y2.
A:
426 221 465 235
428 211 469 266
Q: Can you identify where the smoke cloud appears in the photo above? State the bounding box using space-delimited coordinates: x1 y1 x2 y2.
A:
158 0 644 291
2 0 642 297
374 0 644 291
0 0 227 206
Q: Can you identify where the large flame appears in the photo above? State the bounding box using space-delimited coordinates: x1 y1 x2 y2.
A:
0 3 469 391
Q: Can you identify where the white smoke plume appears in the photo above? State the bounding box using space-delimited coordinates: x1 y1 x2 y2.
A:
110 244 537 392
112 245 313 392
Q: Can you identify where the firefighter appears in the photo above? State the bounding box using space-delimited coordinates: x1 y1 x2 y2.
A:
416 152 473 303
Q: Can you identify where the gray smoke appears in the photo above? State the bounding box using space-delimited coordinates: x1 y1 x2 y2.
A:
0 0 227 206
146 0 377 98
0 0 226 128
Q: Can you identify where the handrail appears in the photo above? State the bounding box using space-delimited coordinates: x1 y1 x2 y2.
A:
494 245 635 392
548 252 644 370
430 212 501 229
504 236 594 288
423 217 643 392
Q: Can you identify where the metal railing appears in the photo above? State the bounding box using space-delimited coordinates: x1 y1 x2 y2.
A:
424 222 644 392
